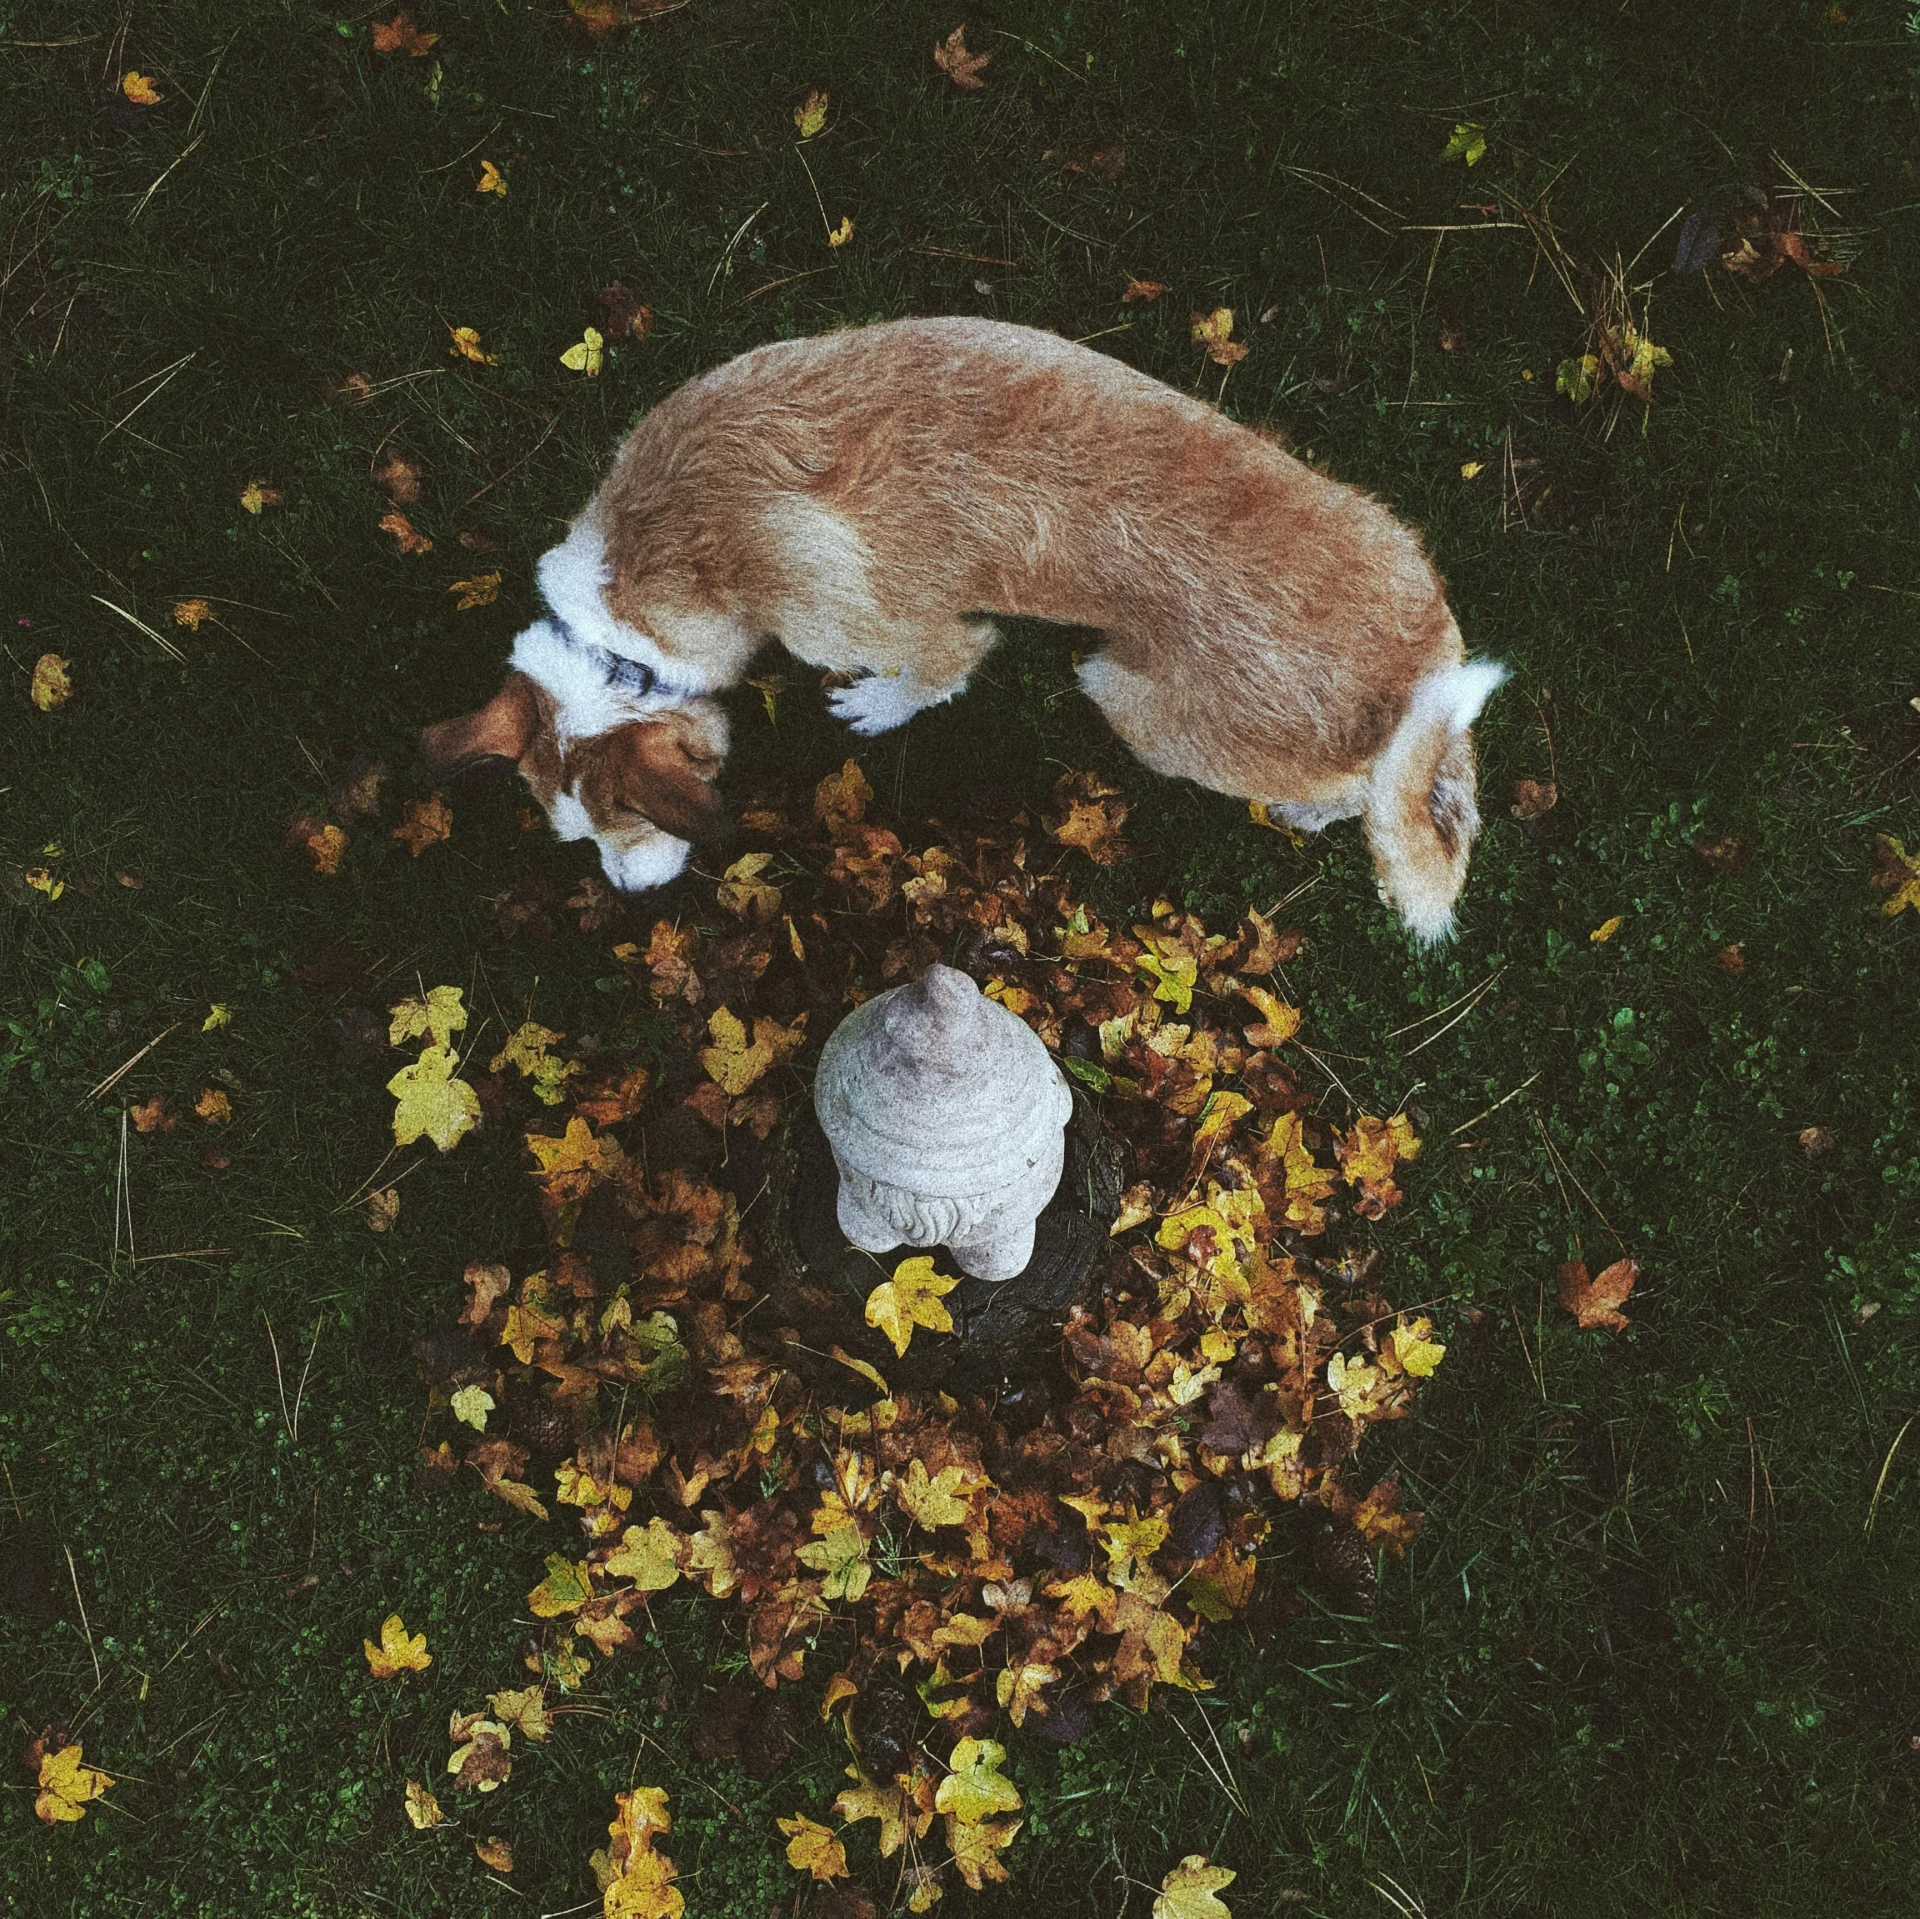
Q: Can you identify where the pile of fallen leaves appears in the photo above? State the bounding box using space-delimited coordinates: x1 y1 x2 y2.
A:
409 762 1441 1907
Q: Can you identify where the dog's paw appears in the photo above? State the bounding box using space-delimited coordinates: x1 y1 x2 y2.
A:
829 672 923 737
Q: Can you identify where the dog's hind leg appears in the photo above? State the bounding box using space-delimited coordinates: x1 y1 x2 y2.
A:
826 616 1001 736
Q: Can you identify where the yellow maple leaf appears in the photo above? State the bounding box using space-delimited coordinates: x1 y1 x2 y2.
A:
450 1384 493 1430
486 1686 550 1741
793 88 829 137
195 1087 231 1124
364 1613 432 1678
715 851 782 922
698 1004 804 1096
827 215 855 249
23 865 63 901
1235 981 1300 1048
947 1813 1021 1890
864 1255 959 1358
1154 1854 1237 1919
935 1738 1021 1824
448 326 498 365
388 1045 481 1152
121 71 163 105
524 1115 621 1193
1137 947 1197 1013
604 1516 686 1592
778 1813 848 1882
449 571 501 609
995 1661 1058 1726
1190 307 1248 367
389 984 468 1050
560 327 605 376
403 1779 443 1828
173 598 211 629
1870 834 1920 917
1327 1350 1397 1421
476 159 507 196
34 1744 112 1824
391 794 452 855
796 1522 871 1601
30 653 71 711
1439 122 1487 165
202 1003 231 1032
238 479 281 514
1387 1316 1446 1377
527 1553 594 1617
898 1457 975 1528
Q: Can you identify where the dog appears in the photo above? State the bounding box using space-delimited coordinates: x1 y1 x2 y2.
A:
421 316 1505 939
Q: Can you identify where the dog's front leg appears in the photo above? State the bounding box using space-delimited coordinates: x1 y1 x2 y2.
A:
827 663 970 737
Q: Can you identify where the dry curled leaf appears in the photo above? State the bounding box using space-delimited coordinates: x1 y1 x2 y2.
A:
1190 308 1248 367
380 511 433 555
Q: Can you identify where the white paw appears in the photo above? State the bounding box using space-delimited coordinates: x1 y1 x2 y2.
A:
829 672 924 737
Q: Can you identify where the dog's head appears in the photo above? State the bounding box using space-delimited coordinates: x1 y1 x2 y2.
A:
420 669 728 891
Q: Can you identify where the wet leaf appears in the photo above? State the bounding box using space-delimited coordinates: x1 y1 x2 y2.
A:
934 1737 1020 1824
1154 1855 1236 1919
30 654 71 711
560 327 605 376
34 1744 112 1824
1439 122 1486 165
864 1256 959 1359
389 1046 482 1152
779 1812 849 1881
364 1614 431 1678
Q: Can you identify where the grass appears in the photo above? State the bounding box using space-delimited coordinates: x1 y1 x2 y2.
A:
3 0 1918 1913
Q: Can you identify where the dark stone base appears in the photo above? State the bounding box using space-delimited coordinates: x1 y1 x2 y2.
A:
758 1090 1125 1400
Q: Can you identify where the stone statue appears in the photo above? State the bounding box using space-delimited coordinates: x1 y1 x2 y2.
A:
813 963 1075 1283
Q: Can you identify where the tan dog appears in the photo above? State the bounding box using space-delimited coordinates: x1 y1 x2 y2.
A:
423 317 1505 938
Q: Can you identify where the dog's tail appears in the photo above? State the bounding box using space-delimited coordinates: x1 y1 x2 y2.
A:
1362 657 1509 943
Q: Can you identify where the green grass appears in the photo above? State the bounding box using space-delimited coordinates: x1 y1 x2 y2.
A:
4 0 1919 1913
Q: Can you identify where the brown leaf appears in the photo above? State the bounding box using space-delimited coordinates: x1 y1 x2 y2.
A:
933 24 991 90
1693 835 1749 875
372 11 439 56
371 450 423 505
379 511 433 556
129 1095 176 1134
1509 778 1557 820
596 281 656 341
1557 1256 1638 1331
392 794 453 855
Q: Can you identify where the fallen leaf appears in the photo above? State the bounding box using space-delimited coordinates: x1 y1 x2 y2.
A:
476 160 507 196
597 281 655 341
560 327 605 376
238 480 281 514
946 1814 1020 1890
794 89 829 138
447 1713 512 1792
366 1186 401 1233
1154 1854 1236 1919
935 1738 1020 1824
933 24 991 89
897 1458 975 1529
527 1553 594 1617
30 654 71 711
449 572 501 609
487 1686 550 1741
699 1005 804 1097
121 71 163 105
364 1613 432 1678
202 1003 231 1032
780 1812 849 1882
35 1744 112 1824
1558 1256 1638 1331
302 822 348 875
404 1780 444 1829
1122 279 1170 303
864 1256 959 1359
388 1045 482 1152
828 216 855 249
1589 915 1624 943
1869 834 1920 918
1460 461 1485 480
380 510 433 555
1556 354 1600 404
474 1835 514 1872
449 326 498 365
130 1096 175 1134
1799 1125 1834 1157
392 794 453 854
195 1087 231 1124
1717 943 1746 975
1510 779 1557 820
390 985 468 1050
1190 308 1248 367
451 1385 494 1430
173 598 211 629
22 866 63 902
1440 122 1487 166
373 11 439 56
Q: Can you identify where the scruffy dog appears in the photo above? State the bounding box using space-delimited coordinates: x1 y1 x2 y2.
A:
423 317 1505 938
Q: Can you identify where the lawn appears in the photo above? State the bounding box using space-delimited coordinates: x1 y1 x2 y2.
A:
3 2 1919 1915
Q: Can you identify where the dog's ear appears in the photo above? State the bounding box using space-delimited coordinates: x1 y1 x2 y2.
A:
580 716 727 842
419 673 540 774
